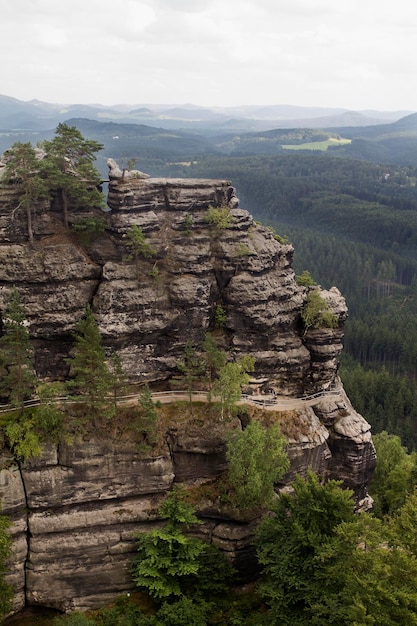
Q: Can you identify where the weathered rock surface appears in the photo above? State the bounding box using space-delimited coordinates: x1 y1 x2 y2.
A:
0 161 376 614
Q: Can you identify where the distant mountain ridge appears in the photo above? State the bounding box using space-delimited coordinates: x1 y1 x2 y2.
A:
0 93 413 132
1 95 417 168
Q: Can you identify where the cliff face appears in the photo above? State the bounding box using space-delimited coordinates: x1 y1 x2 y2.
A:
0 161 376 614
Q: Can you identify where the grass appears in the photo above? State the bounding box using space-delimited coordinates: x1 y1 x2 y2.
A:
282 137 351 151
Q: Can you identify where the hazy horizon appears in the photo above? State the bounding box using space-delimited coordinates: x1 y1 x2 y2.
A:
1 1 417 112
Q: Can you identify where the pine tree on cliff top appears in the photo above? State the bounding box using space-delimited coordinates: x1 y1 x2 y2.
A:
42 123 104 228
1 141 49 244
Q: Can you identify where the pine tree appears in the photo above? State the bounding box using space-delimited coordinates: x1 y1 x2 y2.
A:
202 333 226 401
131 486 206 601
137 384 158 446
176 341 205 415
67 306 114 421
42 123 104 228
1 142 48 244
0 288 36 412
109 352 129 409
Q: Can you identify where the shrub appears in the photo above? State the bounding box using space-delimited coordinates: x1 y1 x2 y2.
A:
205 205 233 229
301 290 338 333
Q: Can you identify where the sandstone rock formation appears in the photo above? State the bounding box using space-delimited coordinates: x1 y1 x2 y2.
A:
0 160 376 614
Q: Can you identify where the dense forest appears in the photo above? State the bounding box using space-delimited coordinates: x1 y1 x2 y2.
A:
4 120 417 623
58 121 417 450
155 153 417 449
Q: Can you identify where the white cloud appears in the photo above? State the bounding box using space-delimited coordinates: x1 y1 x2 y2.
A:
0 0 417 110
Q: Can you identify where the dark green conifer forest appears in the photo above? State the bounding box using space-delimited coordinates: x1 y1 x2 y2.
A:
5 120 417 624
165 154 417 450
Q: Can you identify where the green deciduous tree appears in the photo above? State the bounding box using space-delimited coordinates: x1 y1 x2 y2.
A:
67 305 114 421
319 511 417 625
5 416 42 460
0 288 36 412
370 431 417 517
256 471 417 625
213 355 255 419
226 420 289 509
42 123 104 228
155 598 211 626
1 141 48 244
256 471 355 624
213 303 227 329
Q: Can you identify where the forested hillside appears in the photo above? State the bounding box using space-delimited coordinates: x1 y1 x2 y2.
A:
3 116 417 448
167 154 417 449
14 114 416 449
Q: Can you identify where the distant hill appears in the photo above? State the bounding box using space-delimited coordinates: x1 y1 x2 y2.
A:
0 93 412 132
1 94 417 168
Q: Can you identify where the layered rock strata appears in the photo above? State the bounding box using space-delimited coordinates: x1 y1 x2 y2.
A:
0 161 376 613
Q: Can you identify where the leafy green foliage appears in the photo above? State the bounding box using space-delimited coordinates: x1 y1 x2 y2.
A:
34 382 66 444
155 597 211 625
183 213 194 234
301 290 338 333
136 384 159 447
0 288 36 412
213 355 255 418
5 416 42 460
369 431 417 517
205 205 233 229
42 123 104 228
175 341 204 414
67 306 114 421
322 511 417 625
225 420 289 509
295 270 316 287
98 596 149 626
256 471 355 624
131 487 205 601
201 332 226 398
125 225 156 262
214 303 227 329
131 486 233 605
1 141 48 243
255 470 417 624
0 512 12 620
71 215 107 245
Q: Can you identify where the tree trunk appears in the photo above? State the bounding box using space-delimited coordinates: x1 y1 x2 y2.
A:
26 204 33 245
61 188 69 229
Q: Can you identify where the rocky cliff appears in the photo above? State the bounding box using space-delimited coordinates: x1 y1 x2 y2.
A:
0 160 375 614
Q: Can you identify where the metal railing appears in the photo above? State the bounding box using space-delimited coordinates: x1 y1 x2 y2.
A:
0 387 342 414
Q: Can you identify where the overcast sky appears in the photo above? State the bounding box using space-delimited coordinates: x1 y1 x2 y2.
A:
2 0 417 111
